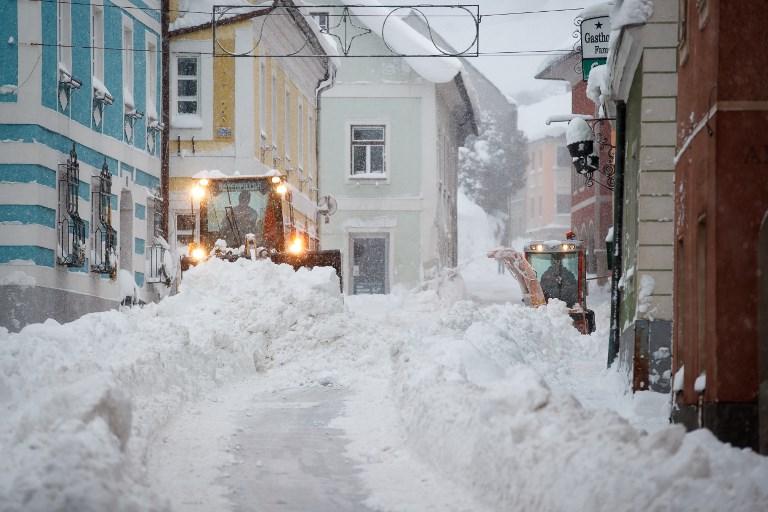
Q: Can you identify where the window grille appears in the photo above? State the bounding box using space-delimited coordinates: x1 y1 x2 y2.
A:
57 145 87 267
91 160 117 275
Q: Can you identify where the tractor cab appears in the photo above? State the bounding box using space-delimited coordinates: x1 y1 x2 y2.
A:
488 231 596 335
524 237 595 333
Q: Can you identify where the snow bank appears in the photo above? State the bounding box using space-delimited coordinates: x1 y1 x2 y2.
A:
389 300 768 511
0 259 342 510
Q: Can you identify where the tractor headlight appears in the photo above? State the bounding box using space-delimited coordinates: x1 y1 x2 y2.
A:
198 178 210 187
191 247 206 261
275 183 288 196
191 185 205 201
270 175 282 184
287 236 304 255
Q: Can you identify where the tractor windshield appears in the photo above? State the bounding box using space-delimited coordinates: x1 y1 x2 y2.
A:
205 179 270 249
529 252 579 307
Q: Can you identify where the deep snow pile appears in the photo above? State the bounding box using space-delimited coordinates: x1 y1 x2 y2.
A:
0 259 343 511
385 298 768 511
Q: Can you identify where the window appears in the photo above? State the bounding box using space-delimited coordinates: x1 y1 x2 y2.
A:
284 89 291 160
298 101 304 169
123 20 134 111
147 38 157 120
311 12 330 32
176 56 199 115
91 162 116 275
176 214 195 246
91 6 104 83
57 146 86 267
351 125 385 176
259 62 266 138
271 74 277 148
696 216 707 381
57 1 71 73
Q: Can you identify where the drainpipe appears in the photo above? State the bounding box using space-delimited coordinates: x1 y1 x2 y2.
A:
160 0 170 240
314 64 335 247
607 100 626 368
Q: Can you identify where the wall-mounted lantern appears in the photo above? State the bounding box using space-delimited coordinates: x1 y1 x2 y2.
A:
565 117 615 190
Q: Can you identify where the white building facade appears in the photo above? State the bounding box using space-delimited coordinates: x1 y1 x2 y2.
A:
309 2 476 294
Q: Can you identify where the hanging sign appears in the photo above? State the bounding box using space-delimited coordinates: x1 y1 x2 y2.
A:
580 15 611 80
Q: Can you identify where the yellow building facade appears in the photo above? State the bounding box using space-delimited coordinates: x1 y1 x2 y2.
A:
167 4 332 251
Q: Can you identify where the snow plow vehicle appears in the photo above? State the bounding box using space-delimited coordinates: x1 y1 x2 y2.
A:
488 234 596 334
180 174 342 285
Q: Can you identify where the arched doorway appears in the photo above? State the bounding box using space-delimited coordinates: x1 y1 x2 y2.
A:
759 210 768 455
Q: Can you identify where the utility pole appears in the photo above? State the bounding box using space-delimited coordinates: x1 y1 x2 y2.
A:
160 0 170 240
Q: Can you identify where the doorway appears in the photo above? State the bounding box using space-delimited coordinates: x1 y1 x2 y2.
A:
759 210 768 454
350 234 389 295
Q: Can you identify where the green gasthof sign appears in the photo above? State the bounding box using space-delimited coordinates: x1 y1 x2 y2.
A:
580 15 611 81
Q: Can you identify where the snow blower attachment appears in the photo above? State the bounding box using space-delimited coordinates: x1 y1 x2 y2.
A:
180 175 342 287
488 236 596 334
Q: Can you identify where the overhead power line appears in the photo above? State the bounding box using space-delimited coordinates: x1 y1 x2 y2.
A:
27 41 571 57
35 0 584 19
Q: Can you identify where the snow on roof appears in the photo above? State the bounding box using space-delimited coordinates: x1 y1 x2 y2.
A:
192 169 281 179
517 92 572 140
580 1 615 19
610 0 654 30
339 0 462 83
170 0 257 32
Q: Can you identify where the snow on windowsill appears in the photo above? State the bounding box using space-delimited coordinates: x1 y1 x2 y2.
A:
0 84 18 95
349 173 388 181
92 76 112 101
123 87 135 112
694 372 706 393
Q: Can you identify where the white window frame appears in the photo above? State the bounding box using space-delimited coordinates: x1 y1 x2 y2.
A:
170 40 212 136
175 54 199 116
348 123 388 179
57 1 72 74
146 35 158 121
91 5 104 85
122 18 134 112
310 12 330 32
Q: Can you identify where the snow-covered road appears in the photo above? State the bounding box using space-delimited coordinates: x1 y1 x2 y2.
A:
3 257 768 511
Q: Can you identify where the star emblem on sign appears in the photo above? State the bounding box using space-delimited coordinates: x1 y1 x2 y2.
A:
595 21 603 29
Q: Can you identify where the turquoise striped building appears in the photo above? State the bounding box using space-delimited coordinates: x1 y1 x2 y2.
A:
0 0 166 331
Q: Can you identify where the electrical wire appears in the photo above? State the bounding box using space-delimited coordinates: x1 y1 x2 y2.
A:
26 41 571 57
34 0 584 19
